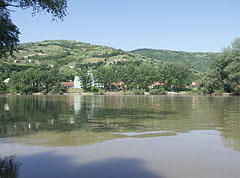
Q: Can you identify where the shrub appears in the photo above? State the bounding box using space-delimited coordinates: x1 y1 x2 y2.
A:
149 88 166 95
90 86 99 93
94 89 105 95
133 89 145 95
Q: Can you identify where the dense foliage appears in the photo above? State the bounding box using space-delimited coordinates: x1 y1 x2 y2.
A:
132 48 219 72
94 62 193 92
0 0 68 58
0 63 66 94
199 38 240 95
1 39 239 95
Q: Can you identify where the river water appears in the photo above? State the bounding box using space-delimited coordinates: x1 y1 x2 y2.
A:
0 95 239 178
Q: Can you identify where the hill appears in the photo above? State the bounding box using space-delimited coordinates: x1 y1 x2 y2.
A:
3 40 219 72
4 40 143 68
132 48 219 72
0 40 222 94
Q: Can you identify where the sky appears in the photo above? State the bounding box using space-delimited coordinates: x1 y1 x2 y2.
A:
10 0 240 52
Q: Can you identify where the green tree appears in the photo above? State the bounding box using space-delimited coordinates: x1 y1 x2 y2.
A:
204 38 240 95
8 67 64 94
198 70 223 95
0 80 7 93
159 62 192 91
0 0 68 58
133 63 157 91
95 66 115 90
118 63 136 90
78 67 91 91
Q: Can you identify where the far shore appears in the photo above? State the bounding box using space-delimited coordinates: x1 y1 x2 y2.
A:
0 91 233 96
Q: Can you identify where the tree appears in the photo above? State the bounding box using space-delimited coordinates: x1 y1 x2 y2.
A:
133 63 157 91
231 38 240 50
118 63 136 90
199 38 240 95
0 6 20 58
78 67 91 91
159 62 192 91
198 70 223 95
0 79 7 93
0 0 68 58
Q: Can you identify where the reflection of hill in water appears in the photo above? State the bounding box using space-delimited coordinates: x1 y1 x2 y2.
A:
12 130 177 147
0 95 239 151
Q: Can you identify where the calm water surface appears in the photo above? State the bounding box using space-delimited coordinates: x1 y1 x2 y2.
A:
0 95 239 178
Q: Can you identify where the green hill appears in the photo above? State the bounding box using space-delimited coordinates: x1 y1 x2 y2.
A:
132 48 219 72
4 40 143 68
3 40 219 72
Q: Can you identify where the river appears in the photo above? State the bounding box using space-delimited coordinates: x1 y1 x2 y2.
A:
0 95 239 178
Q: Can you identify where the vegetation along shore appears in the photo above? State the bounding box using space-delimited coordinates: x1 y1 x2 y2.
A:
0 38 239 96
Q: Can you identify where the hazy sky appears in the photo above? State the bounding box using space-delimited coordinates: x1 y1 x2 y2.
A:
10 0 240 52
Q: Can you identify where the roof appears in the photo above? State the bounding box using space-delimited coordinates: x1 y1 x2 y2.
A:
153 81 165 86
60 82 74 87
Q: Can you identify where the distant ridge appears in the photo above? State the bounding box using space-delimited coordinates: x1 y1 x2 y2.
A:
132 48 220 72
4 40 219 72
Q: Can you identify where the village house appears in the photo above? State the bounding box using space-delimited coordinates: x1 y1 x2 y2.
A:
69 65 75 69
74 71 104 89
60 82 74 88
192 81 198 88
14 59 19 63
74 76 83 88
149 81 165 89
3 78 10 85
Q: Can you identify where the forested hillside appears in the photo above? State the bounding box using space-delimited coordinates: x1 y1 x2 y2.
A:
132 49 219 72
0 40 195 94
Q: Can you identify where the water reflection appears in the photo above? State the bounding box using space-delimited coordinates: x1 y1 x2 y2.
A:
0 156 21 178
0 95 239 151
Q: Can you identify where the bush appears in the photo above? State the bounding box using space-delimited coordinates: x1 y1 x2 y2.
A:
94 89 105 95
0 81 7 93
41 89 48 95
49 82 66 94
133 89 145 95
90 86 99 93
149 88 166 95
214 88 225 94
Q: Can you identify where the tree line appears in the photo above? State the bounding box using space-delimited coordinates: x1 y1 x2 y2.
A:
79 61 193 93
198 38 240 95
0 60 193 94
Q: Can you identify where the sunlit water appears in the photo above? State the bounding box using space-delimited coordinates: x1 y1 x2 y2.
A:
0 95 239 178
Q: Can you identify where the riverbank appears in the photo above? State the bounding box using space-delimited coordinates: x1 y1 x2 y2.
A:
0 91 233 96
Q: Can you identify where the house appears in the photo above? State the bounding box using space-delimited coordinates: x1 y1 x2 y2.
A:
60 82 74 88
74 71 104 89
14 59 19 63
74 76 83 88
113 82 124 88
92 81 104 89
89 71 104 89
3 78 10 85
149 81 165 89
192 81 198 88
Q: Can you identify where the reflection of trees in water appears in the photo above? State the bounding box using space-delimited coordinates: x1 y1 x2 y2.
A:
0 156 22 178
197 96 240 152
0 95 75 137
0 95 239 151
222 130 240 152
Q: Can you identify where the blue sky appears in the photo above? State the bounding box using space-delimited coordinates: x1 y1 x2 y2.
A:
10 0 240 52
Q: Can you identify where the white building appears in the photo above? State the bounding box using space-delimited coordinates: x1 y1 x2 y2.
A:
74 76 83 88
3 78 10 85
73 71 104 89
